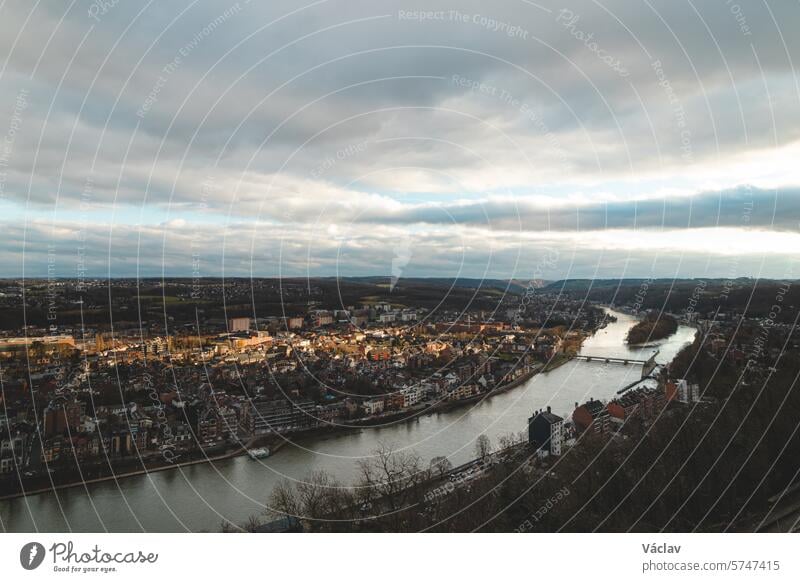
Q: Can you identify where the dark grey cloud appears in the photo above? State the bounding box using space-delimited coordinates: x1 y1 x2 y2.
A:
344 185 800 232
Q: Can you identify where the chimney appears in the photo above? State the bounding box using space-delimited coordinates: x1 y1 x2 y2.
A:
547 406 551 413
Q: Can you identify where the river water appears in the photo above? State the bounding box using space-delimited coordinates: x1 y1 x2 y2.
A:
0 309 696 532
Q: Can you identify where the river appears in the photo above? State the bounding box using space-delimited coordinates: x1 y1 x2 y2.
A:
0 309 696 532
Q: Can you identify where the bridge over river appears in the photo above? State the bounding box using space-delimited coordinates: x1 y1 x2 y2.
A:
573 350 660 379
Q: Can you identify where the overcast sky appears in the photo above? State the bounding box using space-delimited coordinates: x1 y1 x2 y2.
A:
1 0 798 280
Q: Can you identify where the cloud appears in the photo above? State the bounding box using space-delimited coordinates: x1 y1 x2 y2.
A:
334 184 800 232
5 218 798 280
1 0 798 278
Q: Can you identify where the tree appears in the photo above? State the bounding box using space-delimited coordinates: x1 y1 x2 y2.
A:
265 470 354 531
358 444 428 502
429 456 452 478
264 444 433 532
475 434 492 460
497 432 522 451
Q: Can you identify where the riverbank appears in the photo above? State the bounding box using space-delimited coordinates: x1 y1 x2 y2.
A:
353 366 543 426
0 446 247 501
353 354 572 425
0 433 303 502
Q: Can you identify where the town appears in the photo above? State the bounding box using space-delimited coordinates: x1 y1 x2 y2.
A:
0 277 601 492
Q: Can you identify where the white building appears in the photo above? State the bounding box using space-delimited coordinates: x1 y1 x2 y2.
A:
400 385 424 408
363 399 385 416
676 379 700 403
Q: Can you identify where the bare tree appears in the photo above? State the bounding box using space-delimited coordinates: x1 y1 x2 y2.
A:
429 455 453 478
497 431 524 451
265 470 355 531
267 479 302 519
356 443 431 530
475 434 492 460
261 444 437 532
